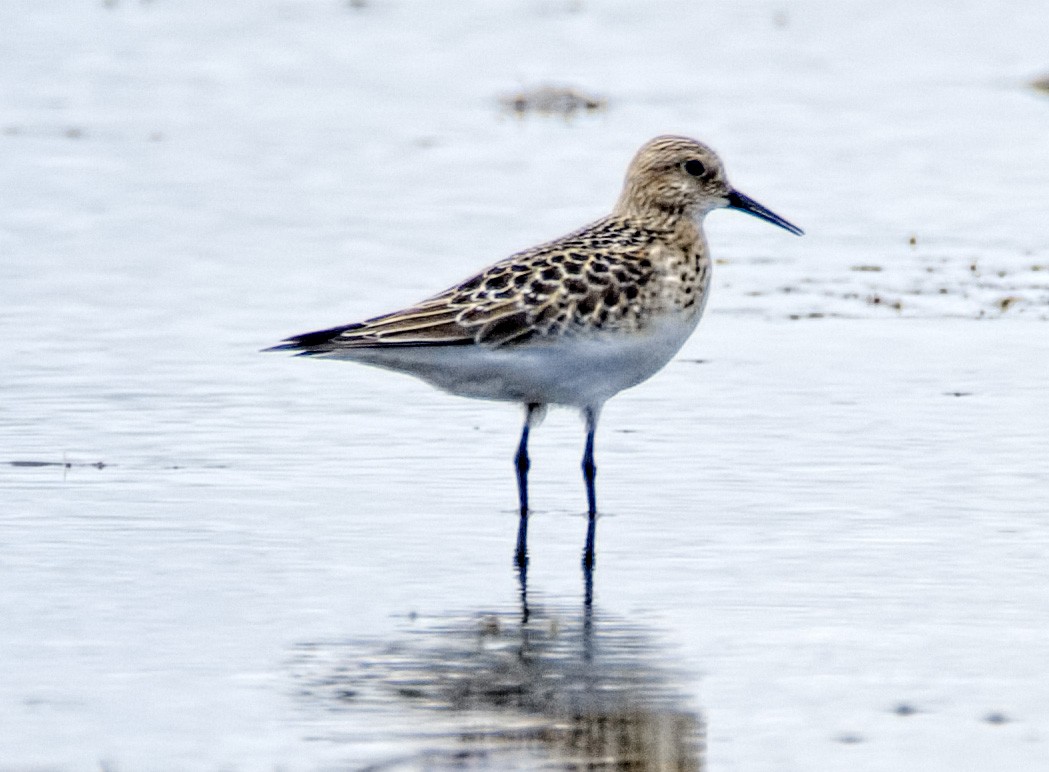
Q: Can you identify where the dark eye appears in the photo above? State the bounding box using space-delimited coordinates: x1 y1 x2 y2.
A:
683 159 706 177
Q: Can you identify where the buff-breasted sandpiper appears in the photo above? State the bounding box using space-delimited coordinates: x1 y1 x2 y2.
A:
267 135 802 567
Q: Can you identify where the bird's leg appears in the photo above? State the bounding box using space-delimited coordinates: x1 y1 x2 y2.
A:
581 405 600 569
514 403 543 567
581 406 599 516
514 408 534 515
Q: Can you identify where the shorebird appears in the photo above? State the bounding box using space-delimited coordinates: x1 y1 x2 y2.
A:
267 135 802 566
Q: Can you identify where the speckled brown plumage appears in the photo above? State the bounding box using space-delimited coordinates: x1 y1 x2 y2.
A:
284 215 708 352
275 136 745 355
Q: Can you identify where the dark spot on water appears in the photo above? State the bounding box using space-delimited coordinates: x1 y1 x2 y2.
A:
893 703 919 716
984 711 1009 725
835 733 863 744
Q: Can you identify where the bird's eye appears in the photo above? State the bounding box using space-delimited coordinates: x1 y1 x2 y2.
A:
683 159 706 177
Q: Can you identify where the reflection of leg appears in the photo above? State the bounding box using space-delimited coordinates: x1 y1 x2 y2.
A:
582 554 594 662
582 540 595 609
514 513 529 568
514 403 543 568
516 553 530 624
583 509 597 571
581 405 599 569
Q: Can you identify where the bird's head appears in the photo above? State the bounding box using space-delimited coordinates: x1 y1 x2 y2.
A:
615 135 803 236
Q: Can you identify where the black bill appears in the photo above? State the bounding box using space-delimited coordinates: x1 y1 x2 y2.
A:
726 189 804 236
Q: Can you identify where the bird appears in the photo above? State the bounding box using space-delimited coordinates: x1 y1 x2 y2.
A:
266 135 802 568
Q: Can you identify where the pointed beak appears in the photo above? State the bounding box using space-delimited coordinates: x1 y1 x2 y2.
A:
726 189 804 236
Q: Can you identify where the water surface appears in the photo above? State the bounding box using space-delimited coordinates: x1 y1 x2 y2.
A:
2 0 1048 769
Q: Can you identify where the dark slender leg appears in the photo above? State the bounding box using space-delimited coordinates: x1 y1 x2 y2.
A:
582 408 598 516
514 403 542 568
581 406 599 569
514 412 533 516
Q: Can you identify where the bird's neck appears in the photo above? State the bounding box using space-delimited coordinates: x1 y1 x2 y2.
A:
612 193 700 233
610 202 703 245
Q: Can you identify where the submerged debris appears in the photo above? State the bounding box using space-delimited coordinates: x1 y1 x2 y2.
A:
501 85 606 118
867 293 903 311
996 295 1022 312
9 459 107 469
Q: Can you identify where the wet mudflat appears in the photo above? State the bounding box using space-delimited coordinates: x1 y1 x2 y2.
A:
2 0 1048 769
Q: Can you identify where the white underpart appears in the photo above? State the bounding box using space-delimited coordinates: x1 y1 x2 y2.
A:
320 313 702 408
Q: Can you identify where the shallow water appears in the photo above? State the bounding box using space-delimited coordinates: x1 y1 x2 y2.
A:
2 0 1049 770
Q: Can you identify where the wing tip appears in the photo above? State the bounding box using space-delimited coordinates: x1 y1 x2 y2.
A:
262 324 364 355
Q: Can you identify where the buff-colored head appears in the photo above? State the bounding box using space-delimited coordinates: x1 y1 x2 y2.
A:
615 135 803 235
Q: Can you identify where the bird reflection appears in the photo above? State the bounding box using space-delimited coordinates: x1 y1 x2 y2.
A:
515 512 597 624
292 561 705 770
